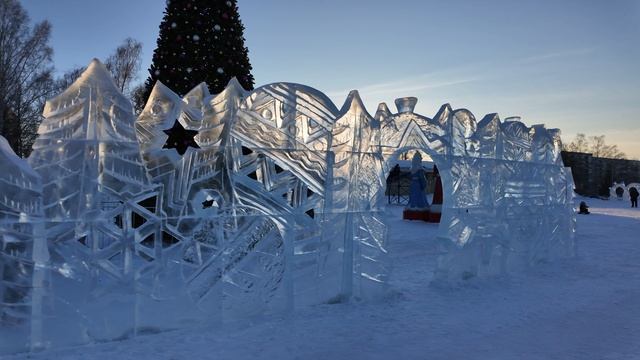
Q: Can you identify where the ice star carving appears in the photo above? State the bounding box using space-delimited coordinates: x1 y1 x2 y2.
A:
162 120 200 155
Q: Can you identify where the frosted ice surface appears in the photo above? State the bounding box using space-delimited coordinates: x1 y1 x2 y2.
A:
25 59 163 349
0 135 45 354
0 59 575 354
377 102 575 281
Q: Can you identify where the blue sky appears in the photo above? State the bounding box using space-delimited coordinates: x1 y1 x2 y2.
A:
22 0 640 158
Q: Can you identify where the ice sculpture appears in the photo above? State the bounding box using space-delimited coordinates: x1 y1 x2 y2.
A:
609 182 639 202
376 101 575 281
610 182 627 200
26 60 164 349
0 136 45 354
0 59 575 354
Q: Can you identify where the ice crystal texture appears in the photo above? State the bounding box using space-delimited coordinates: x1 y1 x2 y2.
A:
0 60 575 353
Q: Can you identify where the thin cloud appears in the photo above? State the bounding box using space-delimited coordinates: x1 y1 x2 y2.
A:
328 48 596 99
362 77 481 97
326 68 483 99
517 48 596 64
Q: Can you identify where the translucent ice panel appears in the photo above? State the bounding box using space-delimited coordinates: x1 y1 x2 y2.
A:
0 58 574 354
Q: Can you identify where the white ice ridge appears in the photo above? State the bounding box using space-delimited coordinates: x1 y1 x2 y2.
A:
0 59 576 354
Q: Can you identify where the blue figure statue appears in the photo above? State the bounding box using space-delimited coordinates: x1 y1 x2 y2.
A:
407 152 430 210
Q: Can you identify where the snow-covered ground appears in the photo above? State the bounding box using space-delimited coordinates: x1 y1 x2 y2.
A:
5 197 640 360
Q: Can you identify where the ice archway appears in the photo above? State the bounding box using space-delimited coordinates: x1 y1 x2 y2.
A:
609 182 639 201
375 98 575 280
0 59 575 353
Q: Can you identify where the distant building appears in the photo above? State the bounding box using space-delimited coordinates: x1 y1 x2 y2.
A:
562 151 640 197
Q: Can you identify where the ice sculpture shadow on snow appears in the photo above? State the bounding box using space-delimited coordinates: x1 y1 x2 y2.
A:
0 59 576 354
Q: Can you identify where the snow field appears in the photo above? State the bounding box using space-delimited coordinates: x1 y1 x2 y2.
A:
5 197 639 360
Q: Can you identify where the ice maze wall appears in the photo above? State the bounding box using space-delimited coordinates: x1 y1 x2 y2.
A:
0 60 575 353
376 100 575 281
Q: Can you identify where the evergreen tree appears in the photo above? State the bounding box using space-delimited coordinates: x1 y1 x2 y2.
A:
142 0 255 103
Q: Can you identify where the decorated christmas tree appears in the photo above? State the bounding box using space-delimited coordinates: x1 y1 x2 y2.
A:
142 0 255 102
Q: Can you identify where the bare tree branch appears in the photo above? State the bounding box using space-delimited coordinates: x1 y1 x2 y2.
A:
105 38 143 95
0 0 54 157
563 133 626 159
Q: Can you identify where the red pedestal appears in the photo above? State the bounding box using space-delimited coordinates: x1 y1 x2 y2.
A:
427 211 441 223
403 209 430 221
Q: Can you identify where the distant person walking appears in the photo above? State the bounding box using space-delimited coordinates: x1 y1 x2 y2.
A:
630 187 639 208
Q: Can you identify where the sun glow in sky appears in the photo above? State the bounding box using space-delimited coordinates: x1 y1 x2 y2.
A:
22 0 640 158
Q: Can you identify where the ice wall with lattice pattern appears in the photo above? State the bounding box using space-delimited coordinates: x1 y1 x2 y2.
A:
0 59 575 354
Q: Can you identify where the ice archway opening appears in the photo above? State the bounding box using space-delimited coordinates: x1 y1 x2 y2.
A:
382 145 448 219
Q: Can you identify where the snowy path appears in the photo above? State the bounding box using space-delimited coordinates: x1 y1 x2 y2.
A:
5 198 640 360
